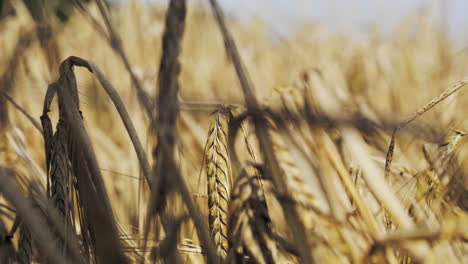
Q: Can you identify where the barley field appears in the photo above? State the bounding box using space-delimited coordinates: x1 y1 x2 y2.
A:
0 1 467 263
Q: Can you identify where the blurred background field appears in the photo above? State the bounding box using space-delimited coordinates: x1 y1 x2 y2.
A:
0 0 467 263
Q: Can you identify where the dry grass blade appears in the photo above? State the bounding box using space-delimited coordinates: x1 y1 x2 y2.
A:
48 119 73 243
385 78 468 178
1 92 41 132
205 109 230 259
85 60 152 187
0 31 34 128
207 0 257 108
208 1 314 262
90 0 154 116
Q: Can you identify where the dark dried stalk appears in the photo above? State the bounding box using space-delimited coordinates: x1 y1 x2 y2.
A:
85 61 152 186
41 80 74 257
208 1 314 263
1 92 41 132
42 57 152 189
61 57 129 264
146 0 219 263
42 57 129 263
40 55 154 261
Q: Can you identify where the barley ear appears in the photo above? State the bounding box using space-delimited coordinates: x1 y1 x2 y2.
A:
206 109 231 259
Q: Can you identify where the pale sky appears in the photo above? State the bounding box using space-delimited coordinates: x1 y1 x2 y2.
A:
141 0 467 40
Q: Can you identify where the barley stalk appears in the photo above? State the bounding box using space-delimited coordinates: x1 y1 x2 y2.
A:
41 81 74 258
41 56 129 263
147 1 219 263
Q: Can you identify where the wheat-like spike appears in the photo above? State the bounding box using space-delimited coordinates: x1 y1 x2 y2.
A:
42 82 77 257
49 125 71 225
41 83 74 257
206 109 230 259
